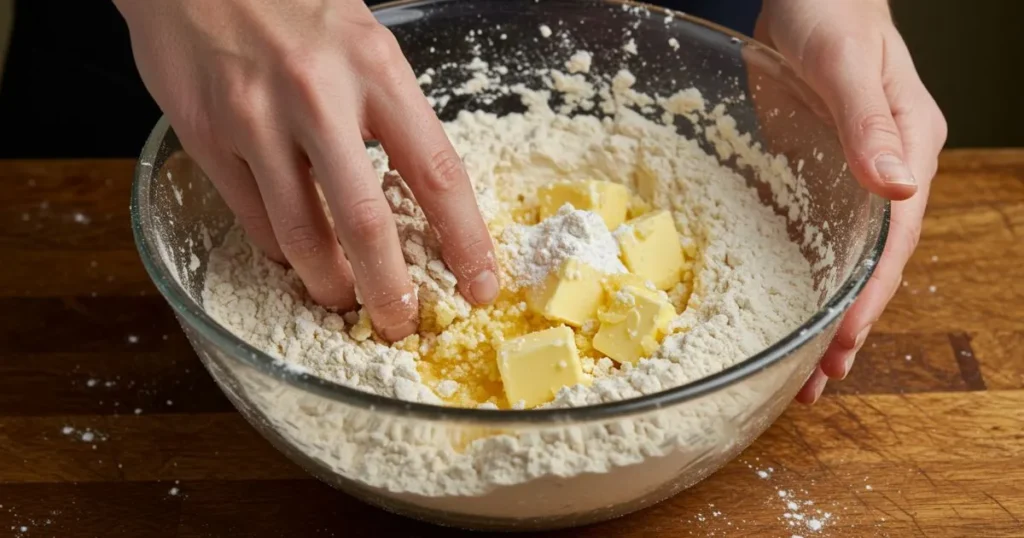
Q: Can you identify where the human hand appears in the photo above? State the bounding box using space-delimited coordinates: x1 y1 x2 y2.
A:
114 0 499 342
754 0 947 402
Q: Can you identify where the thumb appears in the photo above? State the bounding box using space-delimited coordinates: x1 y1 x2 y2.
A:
803 45 917 201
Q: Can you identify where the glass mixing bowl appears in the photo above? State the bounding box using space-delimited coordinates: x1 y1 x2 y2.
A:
131 0 887 531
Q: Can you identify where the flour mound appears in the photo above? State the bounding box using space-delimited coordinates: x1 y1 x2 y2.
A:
500 205 626 291
203 231 442 405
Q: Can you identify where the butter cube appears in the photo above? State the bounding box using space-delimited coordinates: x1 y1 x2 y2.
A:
538 180 630 230
603 272 656 294
593 286 676 365
527 259 605 327
615 210 684 290
627 194 654 220
496 326 588 408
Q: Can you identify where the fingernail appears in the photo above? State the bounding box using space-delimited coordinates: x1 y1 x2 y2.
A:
469 270 499 305
380 318 418 343
842 352 858 380
874 154 916 185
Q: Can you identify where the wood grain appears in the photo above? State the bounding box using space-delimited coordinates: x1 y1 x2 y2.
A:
0 151 1022 537
974 331 1024 390
0 393 1021 537
0 352 230 416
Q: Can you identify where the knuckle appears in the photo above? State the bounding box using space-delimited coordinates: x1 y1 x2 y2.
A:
458 232 491 257
278 52 334 129
807 35 861 75
282 50 325 95
367 290 415 316
422 149 466 195
224 83 266 129
828 35 868 65
853 110 901 140
362 25 402 62
355 26 405 79
447 232 491 274
341 198 392 243
279 223 329 262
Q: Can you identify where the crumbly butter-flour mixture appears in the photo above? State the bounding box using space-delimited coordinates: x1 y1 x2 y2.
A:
200 39 824 508
204 73 815 409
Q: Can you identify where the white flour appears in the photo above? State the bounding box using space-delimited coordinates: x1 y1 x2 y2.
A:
499 205 626 291
198 38 827 519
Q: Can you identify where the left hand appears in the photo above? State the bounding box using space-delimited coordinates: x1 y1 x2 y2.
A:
754 0 948 403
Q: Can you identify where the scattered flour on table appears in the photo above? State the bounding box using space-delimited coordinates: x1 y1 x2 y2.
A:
60 426 107 443
776 488 834 534
738 461 838 535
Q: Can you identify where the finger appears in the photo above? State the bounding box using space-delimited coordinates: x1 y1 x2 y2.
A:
197 152 285 263
830 86 940 359
820 314 876 380
305 122 419 342
885 35 947 184
886 28 949 142
820 344 853 380
795 366 828 405
891 88 946 190
243 138 358 312
368 62 499 306
825 36 946 378
803 42 918 200
832 217 907 344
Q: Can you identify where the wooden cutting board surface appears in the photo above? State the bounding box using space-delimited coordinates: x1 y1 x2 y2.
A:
0 149 1022 537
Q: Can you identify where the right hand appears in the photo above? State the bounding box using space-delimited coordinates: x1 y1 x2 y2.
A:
114 0 499 341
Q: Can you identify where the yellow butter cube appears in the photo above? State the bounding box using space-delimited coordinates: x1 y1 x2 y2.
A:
627 194 654 220
538 180 630 230
527 259 605 327
496 326 588 408
603 272 656 294
593 286 676 365
615 210 684 290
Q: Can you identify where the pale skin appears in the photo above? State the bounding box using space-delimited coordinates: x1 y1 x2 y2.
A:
113 0 501 343
114 0 945 402
755 0 946 403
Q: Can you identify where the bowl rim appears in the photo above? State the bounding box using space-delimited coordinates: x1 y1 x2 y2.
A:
130 0 890 425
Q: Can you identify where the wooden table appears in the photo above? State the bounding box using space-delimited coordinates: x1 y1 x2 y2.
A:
0 150 1022 537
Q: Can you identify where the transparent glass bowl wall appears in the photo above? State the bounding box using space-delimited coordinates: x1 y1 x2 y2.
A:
131 0 887 531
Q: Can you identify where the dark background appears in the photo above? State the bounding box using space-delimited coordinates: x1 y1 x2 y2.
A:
0 0 1019 159
889 0 1023 149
